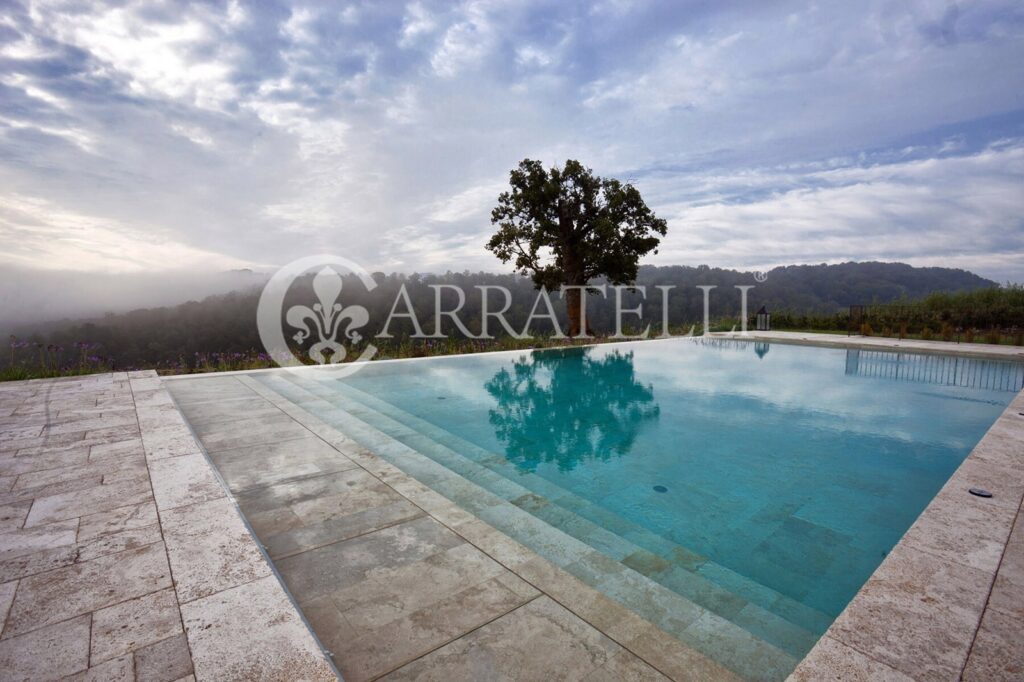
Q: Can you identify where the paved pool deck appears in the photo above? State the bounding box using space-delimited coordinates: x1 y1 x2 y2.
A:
1 333 1021 681
0 370 335 681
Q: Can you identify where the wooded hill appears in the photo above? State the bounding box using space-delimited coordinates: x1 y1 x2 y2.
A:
4 262 1002 369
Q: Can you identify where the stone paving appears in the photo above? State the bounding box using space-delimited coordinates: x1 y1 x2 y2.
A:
0 371 334 682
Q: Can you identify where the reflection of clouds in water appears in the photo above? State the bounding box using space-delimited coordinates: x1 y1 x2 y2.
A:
327 338 1013 453
586 339 1013 448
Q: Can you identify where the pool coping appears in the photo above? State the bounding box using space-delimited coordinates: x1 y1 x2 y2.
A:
129 370 342 681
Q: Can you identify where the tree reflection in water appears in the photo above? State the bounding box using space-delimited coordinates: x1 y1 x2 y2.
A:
484 347 660 472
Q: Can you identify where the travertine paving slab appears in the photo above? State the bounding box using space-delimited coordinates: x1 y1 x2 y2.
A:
0 518 78 560
89 437 145 463
141 424 201 460
961 606 1024 680
161 496 271 603
148 453 225 511
331 541 534 631
986 514 1024 622
0 613 91 680
586 649 669 681
166 377 257 404
825 545 990 681
176 396 285 429
788 635 913 681
13 454 146 491
382 596 622 681
275 515 464 600
77 523 162 563
3 542 172 637
0 448 90 476
1 474 104 508
91 587 183 664
181 575 335 681
23 476 152 527
901 488 1015 573
193 413 313 451
236 466 422 557
77 501 158 542
0 544 80 583
0 502 30 532
133 633 194 682
335 574 537 681
0 579 15 625
66 654 135 681
210 435 358 492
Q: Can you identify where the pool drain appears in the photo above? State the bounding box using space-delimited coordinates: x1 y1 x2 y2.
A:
653 485 668 493
969 488 993 498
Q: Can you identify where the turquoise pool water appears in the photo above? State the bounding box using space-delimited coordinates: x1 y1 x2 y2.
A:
253 339 1022 678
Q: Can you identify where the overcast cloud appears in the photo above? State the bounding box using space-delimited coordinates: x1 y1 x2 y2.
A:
1 0 1023 311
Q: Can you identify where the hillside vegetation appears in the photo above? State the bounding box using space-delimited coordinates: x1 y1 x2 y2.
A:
3 262 1013 377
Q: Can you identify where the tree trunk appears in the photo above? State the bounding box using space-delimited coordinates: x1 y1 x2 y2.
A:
566 286 583 337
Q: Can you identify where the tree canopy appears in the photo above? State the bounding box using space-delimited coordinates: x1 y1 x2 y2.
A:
487 159 668 335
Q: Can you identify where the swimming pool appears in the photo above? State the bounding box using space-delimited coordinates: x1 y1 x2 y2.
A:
249 339 1023 679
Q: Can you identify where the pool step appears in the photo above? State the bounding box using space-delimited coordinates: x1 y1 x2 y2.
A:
286 373 830 643
255 372 806 678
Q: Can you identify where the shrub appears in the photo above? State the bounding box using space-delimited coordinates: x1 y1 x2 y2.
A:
860 322 873 337
921 326 933 340
984 329 1001 345
940 323 954 342
965 328 975 343
899 323 908 339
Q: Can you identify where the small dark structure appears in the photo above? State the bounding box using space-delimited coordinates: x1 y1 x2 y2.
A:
755 306 771 331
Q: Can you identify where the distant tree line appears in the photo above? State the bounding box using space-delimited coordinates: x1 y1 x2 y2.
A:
3 261 1010 371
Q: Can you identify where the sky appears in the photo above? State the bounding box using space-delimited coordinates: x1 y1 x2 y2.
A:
1 0 1023 315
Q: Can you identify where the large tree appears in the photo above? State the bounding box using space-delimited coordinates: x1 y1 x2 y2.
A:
487 159 667 336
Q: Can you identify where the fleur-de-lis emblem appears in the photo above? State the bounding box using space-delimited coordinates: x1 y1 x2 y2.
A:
285 267 369 364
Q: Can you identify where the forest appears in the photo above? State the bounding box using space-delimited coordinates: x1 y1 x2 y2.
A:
3 261 1018 378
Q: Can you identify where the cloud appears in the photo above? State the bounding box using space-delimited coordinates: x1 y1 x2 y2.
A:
650 141 1024 282
0 193 257 272
0 0 1022 317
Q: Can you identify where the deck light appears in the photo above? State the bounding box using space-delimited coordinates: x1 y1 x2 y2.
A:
969 488 993 498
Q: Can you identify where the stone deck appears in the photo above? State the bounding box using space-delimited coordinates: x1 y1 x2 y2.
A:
0 371 335 682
